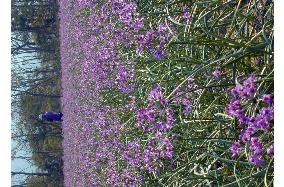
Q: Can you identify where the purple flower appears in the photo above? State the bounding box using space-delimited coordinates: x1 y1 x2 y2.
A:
227 74 273 168
123 140 142 167
249 154 265 166
250 137 263 155
161 137 174 159
136 23 172 59
212 68 221 78
137 85 174 133
115 64 135 93
182 11 192 22
182 98 192 114
262 94 274 105
259 107 274 120
173 79 199 116
231 84 240 97
158 24 167 34
144 144 162 172
267 144 274 156
144 135 174 172
227 99 248 124
240 126 256 143
147 85 164 104
255 118 270 130
154 49 167 60
230 142 241 158
231 75 257 100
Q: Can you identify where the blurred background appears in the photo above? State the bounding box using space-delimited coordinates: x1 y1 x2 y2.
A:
11 0 63 186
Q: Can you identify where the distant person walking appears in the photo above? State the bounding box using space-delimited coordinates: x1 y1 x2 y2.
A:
39 111 63 122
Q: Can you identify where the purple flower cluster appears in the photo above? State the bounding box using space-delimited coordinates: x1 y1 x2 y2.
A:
231 75 257 100
172 77 200 115
136 23 174 60
59 0 148 186
137 85 175 172
114 1 144 31
123 141 143 167
144 133 174 172
230 142 241 158
262 94 274 105
137 85 174 133
115 64 135 93
267 144 274 156
182 11 192 22
249 137 265 166
212 68 222 78
227 75 274 166
226 99 247 125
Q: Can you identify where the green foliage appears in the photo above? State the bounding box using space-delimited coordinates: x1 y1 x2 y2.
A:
26 176 64 187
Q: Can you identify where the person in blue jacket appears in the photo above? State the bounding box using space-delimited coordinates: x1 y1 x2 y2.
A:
39 111 63 122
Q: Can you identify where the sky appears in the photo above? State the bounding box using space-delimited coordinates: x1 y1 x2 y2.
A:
11 112 37 185
10 31 43 185
1 0 12 186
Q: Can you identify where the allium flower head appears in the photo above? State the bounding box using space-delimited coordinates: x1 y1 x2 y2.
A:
230 142 241 158
147 85 166 106
250 137 263 155
212 68 221 78
262 94 274 106
249 154 265 166
267 144 274 156
137 85 174 132
231 75 257 100
158 24 167 34
182 11 192 22
226 99 248 124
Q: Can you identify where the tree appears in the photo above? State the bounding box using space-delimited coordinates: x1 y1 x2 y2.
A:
11 0 63 185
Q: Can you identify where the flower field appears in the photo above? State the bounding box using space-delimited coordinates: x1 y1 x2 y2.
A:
59 0 274 186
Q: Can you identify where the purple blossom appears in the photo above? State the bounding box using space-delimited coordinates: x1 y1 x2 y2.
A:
182 11 192 22
231 84 242 97
158 24 167 34
136 23 173 59
251 107 274 131
262 94 274 105
182 98 192 114
160 137 174 159
267 144 274 156
249 154 265 167
227 74 273 167
248 137 265 166
147 85 168 107
123 140 142 167
137 85 174 133
154 49 168 60
259 107 274 120
212 68 221 78
250 137 263 155
173 79 199 116
240 126 256 143
231 75 257 100
230 142 241 158
115 64 135 93
144 135 174 172
226 99 249 124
